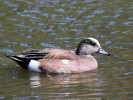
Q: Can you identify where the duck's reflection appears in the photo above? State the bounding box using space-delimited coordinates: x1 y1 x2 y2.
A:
29 75 41 88
16 70 102 99
28 70 100 88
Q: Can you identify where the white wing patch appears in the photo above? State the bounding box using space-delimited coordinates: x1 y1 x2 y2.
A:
61 59 70 64
28 60 42 72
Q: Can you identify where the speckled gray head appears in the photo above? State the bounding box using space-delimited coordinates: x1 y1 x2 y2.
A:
76 37 110 56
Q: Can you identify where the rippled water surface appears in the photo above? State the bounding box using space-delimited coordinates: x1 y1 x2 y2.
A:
0 0 133 99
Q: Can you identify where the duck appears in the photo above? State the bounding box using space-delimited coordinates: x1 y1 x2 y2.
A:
6 37 110 73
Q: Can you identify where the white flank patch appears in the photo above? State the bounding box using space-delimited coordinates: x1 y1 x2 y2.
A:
28 60 41 72
61 59 70 64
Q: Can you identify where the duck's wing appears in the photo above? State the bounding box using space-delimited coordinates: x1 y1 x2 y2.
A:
21 48 79 60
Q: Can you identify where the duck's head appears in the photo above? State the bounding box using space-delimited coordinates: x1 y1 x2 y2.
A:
76 37 110 57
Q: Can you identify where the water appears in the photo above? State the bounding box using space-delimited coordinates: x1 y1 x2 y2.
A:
0 0 133 99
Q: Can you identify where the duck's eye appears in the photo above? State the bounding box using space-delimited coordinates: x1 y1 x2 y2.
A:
85 39 96 46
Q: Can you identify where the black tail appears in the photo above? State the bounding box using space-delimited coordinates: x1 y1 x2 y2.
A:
6 55 31 69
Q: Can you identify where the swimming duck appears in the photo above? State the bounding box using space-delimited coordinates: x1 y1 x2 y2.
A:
6 37 110 73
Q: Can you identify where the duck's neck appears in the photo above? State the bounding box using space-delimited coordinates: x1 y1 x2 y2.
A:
75 47 91 57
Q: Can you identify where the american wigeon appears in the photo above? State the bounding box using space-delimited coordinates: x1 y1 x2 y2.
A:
6 37 110 73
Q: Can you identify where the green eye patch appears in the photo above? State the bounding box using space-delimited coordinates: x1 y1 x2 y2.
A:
84 39 96 46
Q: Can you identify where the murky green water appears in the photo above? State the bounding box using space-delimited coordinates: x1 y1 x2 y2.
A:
0 0 133 99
